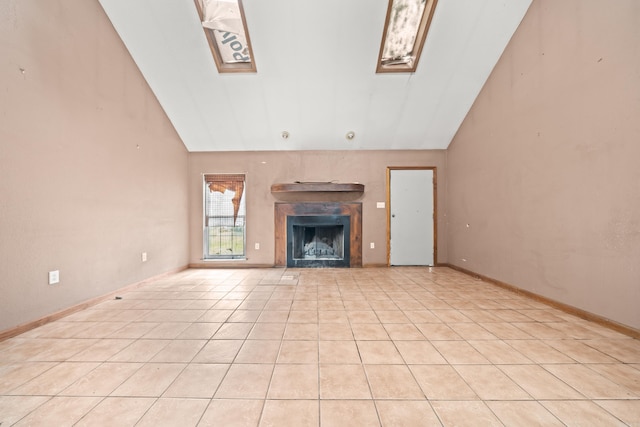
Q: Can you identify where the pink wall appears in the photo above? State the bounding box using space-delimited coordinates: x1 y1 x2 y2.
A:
446 0 640 329
0 0 189 331
188 150 447 267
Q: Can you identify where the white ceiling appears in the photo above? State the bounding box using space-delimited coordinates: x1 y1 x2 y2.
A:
98 0 531 152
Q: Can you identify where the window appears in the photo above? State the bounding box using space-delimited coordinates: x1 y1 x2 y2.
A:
204 174 246 259
194 0 256 73
377 0 438 73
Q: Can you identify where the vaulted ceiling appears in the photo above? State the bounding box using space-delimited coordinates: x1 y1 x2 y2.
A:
98 0 531 152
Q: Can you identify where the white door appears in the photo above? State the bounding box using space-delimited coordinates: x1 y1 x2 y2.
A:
389 168 435 266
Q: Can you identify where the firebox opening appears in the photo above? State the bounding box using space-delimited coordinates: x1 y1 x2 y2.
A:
293 224 344 260
286 215 351 267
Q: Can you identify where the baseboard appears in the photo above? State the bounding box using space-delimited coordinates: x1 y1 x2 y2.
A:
0 265 188 342
190 263 374 269
444 263 639 340
189 263 276 269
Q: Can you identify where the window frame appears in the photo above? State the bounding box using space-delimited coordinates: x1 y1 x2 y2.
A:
376 0 439 73
203 173 247 260
193 0 257 73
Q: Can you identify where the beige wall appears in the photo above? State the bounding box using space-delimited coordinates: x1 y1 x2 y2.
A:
0 1 189 331
189 150 447 267
446 0 640 329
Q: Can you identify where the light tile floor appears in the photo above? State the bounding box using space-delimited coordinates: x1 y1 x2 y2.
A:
1 267 639 426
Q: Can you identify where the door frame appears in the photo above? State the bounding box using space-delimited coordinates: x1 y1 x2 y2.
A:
386 166 438 266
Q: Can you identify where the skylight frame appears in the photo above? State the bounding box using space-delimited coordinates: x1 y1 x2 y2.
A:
194 0 257 73
376 0 439 73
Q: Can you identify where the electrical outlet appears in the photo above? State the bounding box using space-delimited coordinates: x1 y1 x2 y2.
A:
141 252 147 262
255 243 260 250
49 270 60 285
376 202 385 209
370 242 375 249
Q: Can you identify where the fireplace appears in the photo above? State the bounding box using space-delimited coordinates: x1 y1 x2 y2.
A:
287 215 350 268
274 202 362 267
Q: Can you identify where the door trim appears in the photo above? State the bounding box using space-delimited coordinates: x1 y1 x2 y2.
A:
386 167 438 266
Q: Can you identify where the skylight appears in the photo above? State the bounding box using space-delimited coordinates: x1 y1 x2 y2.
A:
194 0 256 73
377 0 438 73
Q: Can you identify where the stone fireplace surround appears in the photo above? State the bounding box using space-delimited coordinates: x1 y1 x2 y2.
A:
274 202 363 267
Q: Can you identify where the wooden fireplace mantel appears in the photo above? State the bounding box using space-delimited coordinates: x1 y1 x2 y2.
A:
271 182 364 193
